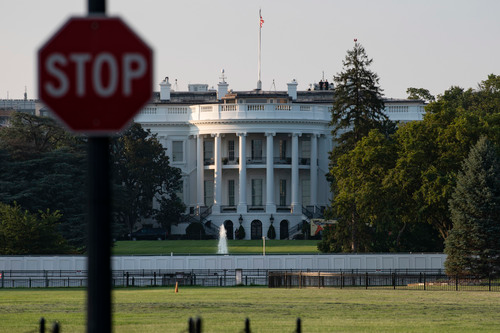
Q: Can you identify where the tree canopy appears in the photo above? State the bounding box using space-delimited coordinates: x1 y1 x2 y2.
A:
326 42 392 252
322 74 500 253
330 42 388 152
0 203 71 255
111 123 184 237
444 136 500 276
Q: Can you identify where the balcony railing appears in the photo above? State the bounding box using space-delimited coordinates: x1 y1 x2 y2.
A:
221 205 237 213
248 205 265 212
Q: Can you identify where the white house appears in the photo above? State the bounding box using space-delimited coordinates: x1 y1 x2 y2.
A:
134 76 425 240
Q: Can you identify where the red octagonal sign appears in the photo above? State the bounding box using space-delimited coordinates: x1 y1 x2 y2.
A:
38 17 153 134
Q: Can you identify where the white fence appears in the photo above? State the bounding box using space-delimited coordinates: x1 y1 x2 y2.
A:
0 254 446 271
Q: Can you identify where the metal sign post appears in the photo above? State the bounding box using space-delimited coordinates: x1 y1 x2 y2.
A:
38 0 152 331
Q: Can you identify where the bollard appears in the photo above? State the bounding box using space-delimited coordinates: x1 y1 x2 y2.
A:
296 318 302 333
52 322 60 333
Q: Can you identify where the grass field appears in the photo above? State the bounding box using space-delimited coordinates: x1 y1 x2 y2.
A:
1 287 499 332
112 239 320 255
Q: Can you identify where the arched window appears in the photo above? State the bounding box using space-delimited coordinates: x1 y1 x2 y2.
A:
251 220 262 240
224 220 234 240
280 220 289 240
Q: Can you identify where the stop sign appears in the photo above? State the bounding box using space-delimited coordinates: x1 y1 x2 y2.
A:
38 17 153 134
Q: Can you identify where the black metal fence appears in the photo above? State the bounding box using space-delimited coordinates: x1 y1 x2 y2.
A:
268 270 500 291
2 268 498 291
0 268 268 288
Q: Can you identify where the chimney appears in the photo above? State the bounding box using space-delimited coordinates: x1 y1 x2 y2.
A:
287 79 298 100
160 77 171 101
217 69 229 99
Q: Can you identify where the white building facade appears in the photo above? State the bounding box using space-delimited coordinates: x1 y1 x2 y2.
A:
135 77 425 240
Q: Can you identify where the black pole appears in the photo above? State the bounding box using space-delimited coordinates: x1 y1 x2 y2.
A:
40 318 45 333
87 136 111 333
88 0 105 13
245 318 250 333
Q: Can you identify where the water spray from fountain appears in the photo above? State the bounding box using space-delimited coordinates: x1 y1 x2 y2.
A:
217 224 228 254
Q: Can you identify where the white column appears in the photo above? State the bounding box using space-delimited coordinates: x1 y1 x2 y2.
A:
237 133 247 213
265 132 276 213
310 134 318 209
291 132 300 212
196 134 204 211
213 133 221 213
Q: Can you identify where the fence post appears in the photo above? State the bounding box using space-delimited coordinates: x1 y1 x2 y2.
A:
489 274 491 292
296 318 302 333
423 273 426 291
188 318 195 333
244 318 251 333
126 272 129 288
40 317 45 333
196 317 202 333
392 272 396 290
154 272 156 286
52 322 60 333
365 272 368 289
45 270 49 288
318 271 321 289
456 274 459 291
1 271 3 288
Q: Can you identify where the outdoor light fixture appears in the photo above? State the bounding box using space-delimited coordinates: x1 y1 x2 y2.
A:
239 214 243 224
270 214 274 224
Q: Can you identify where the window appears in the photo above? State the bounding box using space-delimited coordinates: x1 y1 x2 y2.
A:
204 140 214 165
302 179 310 205
251 179 263 206
279 139 287 160
302 139 311 158
204 180 214 206
172 141 184 162
279 179 287 206
228 180 235 206
251 139 262 161
228 140 235 161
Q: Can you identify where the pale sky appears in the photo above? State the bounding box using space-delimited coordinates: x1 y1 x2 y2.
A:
1 0 499 100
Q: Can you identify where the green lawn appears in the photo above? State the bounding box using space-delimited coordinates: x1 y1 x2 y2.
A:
112 239 320 255
1 287 500 332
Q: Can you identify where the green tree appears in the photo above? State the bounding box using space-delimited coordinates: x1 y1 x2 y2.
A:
0 113 87 250
444 137 500 276
0 203 71 254
406 87 435 102
235 224 246 240
111 123 183 236
267 223 276 240
388 78 500 243
0 112 81 159
330 41 388 154
326 130 397 252
155 195 185 234
317 225 337 252
0 150 87 249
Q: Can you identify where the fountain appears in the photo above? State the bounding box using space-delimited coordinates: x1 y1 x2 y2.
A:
217 224 228 254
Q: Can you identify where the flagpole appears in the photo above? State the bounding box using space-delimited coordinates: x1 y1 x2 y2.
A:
257 9 262 90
